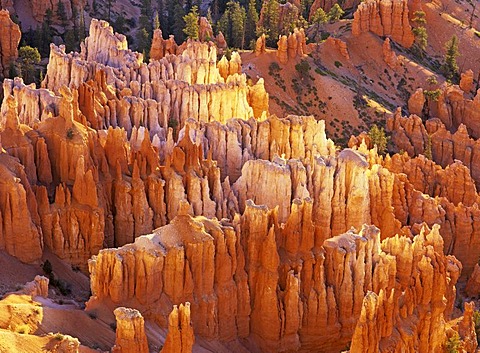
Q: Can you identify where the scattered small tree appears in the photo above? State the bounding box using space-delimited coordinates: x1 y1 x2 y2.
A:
445 332 461 353
312 7 328 40
18 46 41 84
368 124 389 155
412 11 428 57
469 0 477 29
295 59 311 79
42 260 53 276
183 5 200 40
328 3 344 23
443 35 460 82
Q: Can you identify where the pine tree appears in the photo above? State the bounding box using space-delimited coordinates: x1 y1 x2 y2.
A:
78 9 86 44
281 5 298 35
245 0 259 45
206 8 215 32
300 0 314 20
156 0 165 32
312 7 328 40
166 0 177 36
443 35 460 82
40 9 54 56
368 124 389 155
260 0 280 47
172 3 186 43
412 11 427 57
18 46 41 84
64 29 76 52
183 5 199 40
106 0 113 20
113 15 127 34
56 1 68 27
218 1 246 48
136 28 151 60
328 3 344 23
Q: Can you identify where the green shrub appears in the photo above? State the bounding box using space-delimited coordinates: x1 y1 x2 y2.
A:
368 124 389 155
334 61 343 68
269 62 280 72
445 332 460 353
474 311 480 344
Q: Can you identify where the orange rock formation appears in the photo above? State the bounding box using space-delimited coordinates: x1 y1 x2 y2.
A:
161 303 194 353
112 307 149 353
0 10 20 79
1 12 479 353
352 0 415 48
276 28 308 64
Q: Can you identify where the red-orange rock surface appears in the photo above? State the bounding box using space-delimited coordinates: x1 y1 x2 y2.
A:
1 13 479 353
276 28 308 64
150 29 179 61
161 303 194 353
112 307 149 353
0 10 20 79
352 0 414 48
88 210 461 352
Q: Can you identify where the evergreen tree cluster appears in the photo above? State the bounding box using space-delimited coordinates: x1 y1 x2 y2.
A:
14 0 351 69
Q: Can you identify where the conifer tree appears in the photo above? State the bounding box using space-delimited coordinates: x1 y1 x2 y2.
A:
183 6 200 40
218 1 246 49
281 5 297 35
443 35 460 82
18 46 41 84
412 11 427 57
328 3 344 22
312 7 328 39
153 11 160 30
40 9 54 56
172 3 186 43
260 0 280 47
368 124 389 155
245 0 259 45
57 1 68 27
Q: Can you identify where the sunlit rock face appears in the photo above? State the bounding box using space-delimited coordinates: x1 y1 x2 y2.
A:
0 10 21 79
0 13 477 353
352 0 414 48
88 211 461 352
